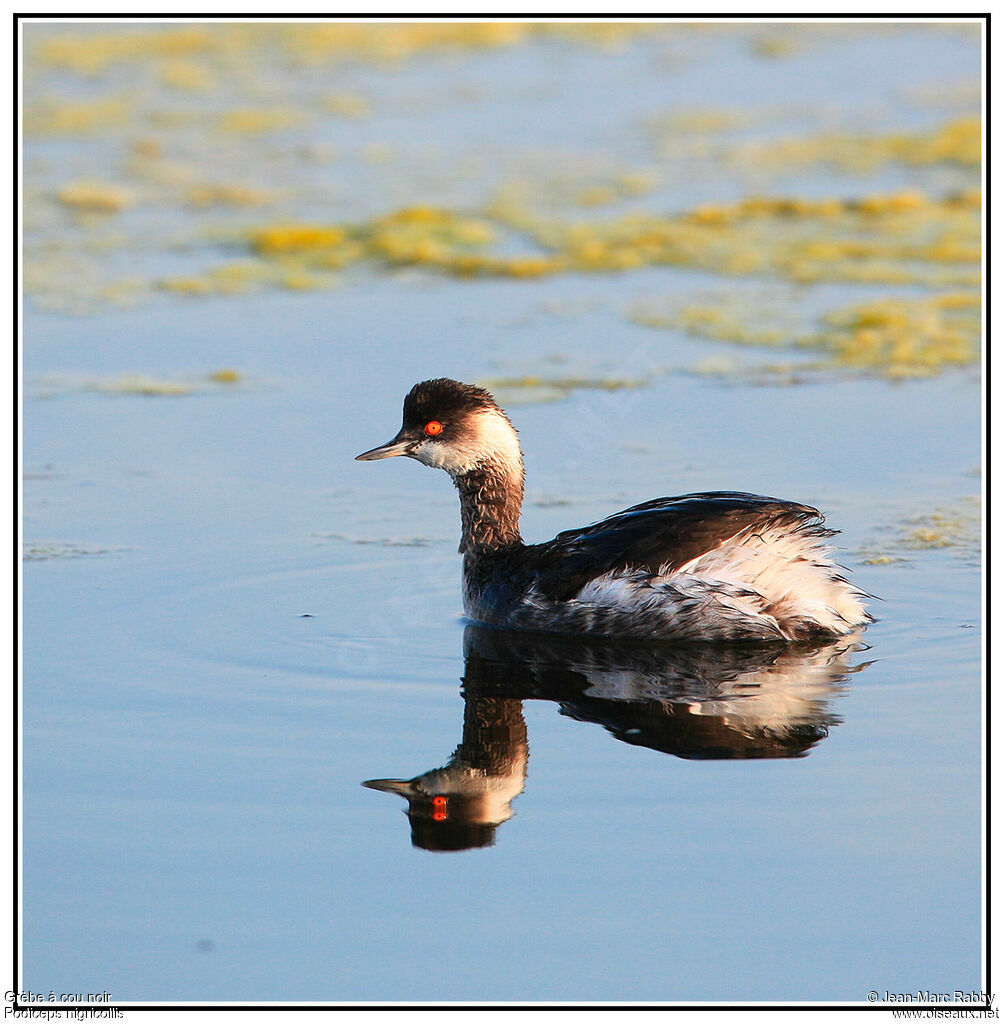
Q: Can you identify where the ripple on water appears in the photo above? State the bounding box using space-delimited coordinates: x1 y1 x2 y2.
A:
130 552 466 691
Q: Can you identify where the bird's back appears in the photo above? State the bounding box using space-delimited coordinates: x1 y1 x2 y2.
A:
464 491 870 641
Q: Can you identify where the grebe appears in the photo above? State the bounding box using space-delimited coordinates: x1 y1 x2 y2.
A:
356 379 870 641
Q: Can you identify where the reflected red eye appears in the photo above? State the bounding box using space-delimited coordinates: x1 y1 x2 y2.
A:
424 420 443 436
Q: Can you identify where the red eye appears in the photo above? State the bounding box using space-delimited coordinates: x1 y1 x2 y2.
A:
424 420 443 436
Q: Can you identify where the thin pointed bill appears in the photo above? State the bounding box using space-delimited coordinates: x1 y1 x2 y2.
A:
355 433 414 461
362 778 415 794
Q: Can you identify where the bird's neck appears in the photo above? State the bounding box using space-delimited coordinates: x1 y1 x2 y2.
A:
455 458 524 554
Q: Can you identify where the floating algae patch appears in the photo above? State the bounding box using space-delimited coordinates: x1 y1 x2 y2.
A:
248 208 500 266
632 301 795 349
23 244 154 315
31 25 217 76
646 108 981 185
566 190 980 286
905 78 982 113
320 92 371 119
474 189 980 285
20 23 983 320
485 165 661 224
573 171 661 207
858 496 981 566
206 368 243 384
86 370 245 396
159 59 216 92
649 108 746 137
32 370 246 398
185 183 276 208
476 375 648 406
898 496 982 551
23 95 133 136
244 208 541 280
816 294 980 379
56 181 134 214
23 541 117 562
240 190 978 285
634 291 981 381
367 205 496 260
27 21 662 78
729 116 981 174
250 225 352 256
22 183 982 310
158 262 276 297
84 375 195 397
750 33 804 59
218 107 306 135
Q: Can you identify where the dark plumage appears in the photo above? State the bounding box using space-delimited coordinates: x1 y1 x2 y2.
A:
523 492 825 602
402 378 497 428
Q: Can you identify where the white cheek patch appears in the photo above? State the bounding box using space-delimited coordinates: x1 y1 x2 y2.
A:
412 410 522 478
410 439 451 470
411 438 480 474
470 410 522 465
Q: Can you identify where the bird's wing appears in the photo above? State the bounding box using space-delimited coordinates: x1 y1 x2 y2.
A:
525 491 825 603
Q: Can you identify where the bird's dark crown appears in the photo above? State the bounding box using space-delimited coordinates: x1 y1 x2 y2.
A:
402 378 500 431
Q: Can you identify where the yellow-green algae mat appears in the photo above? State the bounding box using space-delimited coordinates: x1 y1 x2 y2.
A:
23 21 982 387
22 22 983 570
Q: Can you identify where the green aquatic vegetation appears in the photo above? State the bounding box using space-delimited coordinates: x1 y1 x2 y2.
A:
28 22 664 78
750 33 803 59
729 116 981 173
234 188 980 289
857 554 912 566
858 496 981 566
816 295 980 379
159 59 216 92
206 368 243 384
158 259 287 296
23 95 133 136
32 370 245 398
320 93 371 118
897 499 982 551
185 183 277 208
56 180 134 214
21 22 982 369
631 291 981 381
91 375 196 396
23 180 982 316
32 25 217 76
218 107 306 135
633 304 793 348
906 78 982 112
476 375 648 406
22 541 115 561
158 258 338 296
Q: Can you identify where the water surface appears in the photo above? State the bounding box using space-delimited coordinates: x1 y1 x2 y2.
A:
21 20 982 1004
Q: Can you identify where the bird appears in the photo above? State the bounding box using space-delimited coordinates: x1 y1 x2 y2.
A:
355 378 870 642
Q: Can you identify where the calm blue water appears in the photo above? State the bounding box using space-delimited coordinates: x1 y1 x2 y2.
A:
21 21 982 1004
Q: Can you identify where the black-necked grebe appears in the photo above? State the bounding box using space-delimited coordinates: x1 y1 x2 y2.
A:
356 378 870 641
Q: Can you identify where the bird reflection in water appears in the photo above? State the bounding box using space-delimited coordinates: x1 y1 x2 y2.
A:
363 625 870 852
